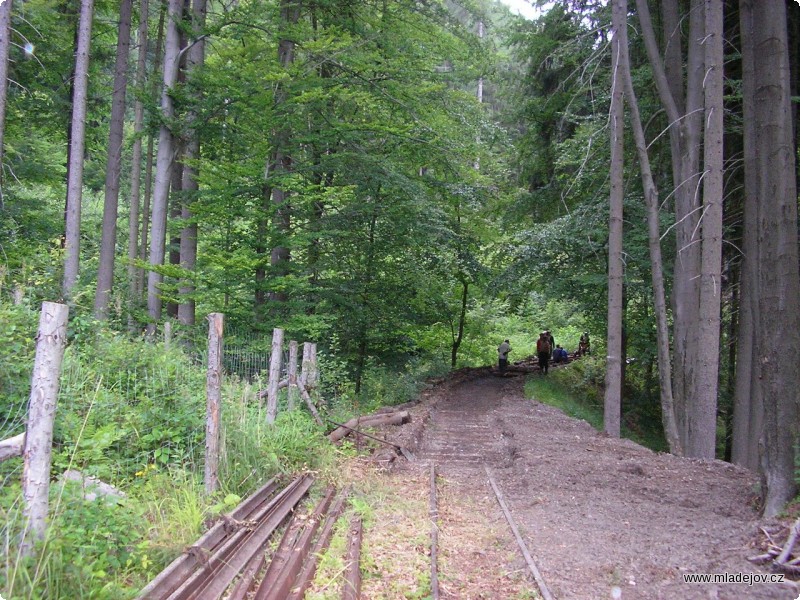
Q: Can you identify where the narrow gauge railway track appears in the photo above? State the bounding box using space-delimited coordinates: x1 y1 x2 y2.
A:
421 376 555 599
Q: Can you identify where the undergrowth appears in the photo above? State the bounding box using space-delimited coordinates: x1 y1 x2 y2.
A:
0 301 345 599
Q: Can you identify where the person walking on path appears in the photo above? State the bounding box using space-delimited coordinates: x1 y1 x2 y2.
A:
545 330 555 358
497 339 512 375
536 332 551 374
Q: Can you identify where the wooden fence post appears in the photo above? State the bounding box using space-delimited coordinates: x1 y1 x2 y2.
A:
300 342 312 389
266 328 284 424
205 313 223 495
21 301 69 556
287 340 299 411
309 343 319 389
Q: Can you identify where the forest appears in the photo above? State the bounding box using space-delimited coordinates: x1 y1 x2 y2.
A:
0 0 798 597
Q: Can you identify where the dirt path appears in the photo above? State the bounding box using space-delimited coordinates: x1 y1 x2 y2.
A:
369 371 799 600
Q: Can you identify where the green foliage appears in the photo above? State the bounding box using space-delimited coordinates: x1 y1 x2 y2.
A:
0 302 38 435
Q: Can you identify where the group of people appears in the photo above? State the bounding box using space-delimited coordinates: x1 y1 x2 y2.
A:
496 331 590 375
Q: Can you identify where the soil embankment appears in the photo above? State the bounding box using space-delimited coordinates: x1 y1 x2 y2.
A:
369 371 797 600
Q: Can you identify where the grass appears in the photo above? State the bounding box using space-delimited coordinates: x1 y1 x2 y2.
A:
525 375 604 430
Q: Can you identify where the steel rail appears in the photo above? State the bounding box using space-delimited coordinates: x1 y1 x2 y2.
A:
341 516 363 600
254 486 337 600
429 463 440 600
286 487 350 600
135 477 279 600
174 474 314 600
164 476 307 600
485 465 555 600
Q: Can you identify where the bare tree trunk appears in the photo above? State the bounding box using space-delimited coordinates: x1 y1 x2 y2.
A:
0 0 12 209
166 155 183 319
635 0 706 454
604 0 625 439
62 0 94 298
146 0 182 334
178 0 207 326
690 0 724 459
266 327 284 424
127 0 149 308
21 302 69 556
741 0 800 517
94 0 133 320
287 339 298 410
138 3 165 299
205 313 222 495
621 5 682 455
731 0 761 469
267 0 299 305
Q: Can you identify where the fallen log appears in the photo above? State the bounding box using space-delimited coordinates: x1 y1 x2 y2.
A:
0 432 25 462
328 411 410 443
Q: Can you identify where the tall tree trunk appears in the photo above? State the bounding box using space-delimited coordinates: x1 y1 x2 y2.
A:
635 0 707 455
0 0 12 209
166 154 183 319
622 4 682 455
268 0 299 304
604 0 625 439
731 0 761 469
127 0 149 310
450 279 468 368
177 0 206 327
690 0 724 459
62 0 94 298
741 0 800 517
138 2 165 298
146 0 182 333
94 0 133 319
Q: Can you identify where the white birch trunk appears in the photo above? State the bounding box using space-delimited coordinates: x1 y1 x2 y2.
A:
205 313 223 495
62 0 95 297
21 302 69 555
